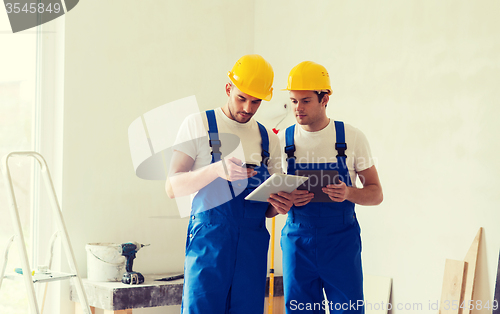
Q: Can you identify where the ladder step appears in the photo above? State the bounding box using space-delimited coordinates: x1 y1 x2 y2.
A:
2 152 92 313
3 271 77 284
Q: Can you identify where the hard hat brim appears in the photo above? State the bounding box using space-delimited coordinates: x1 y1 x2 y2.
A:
281 88 332 95
228 73 273 101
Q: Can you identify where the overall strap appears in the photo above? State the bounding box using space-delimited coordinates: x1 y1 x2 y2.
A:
206 110 221 163
284 125 296 175
257 122 270 167
334 121 353 186
334 121 347 161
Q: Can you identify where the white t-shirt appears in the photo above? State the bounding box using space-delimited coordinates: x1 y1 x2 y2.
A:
173 107 282 176
278 120 374 187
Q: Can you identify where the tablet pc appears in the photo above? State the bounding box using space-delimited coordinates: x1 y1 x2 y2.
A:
244 173 309 202
295 170 340 202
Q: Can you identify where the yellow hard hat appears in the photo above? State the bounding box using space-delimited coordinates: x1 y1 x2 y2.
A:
284 61 332 95
228 54 274 101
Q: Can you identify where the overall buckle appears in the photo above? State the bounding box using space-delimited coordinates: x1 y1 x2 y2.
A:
335 143 347 158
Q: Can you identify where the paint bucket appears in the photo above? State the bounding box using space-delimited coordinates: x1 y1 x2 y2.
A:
85 243 125 282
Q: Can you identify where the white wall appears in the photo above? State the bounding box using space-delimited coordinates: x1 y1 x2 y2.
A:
62 0 500 313
63 1 255 313
255 1 500 313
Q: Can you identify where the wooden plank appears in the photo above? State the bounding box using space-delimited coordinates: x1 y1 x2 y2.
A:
460 228 482 314
439 259 465 314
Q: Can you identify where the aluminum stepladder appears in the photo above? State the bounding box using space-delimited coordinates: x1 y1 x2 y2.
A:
0 151 92 314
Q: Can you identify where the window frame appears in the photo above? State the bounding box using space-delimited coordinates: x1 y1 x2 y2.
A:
31 14 66 314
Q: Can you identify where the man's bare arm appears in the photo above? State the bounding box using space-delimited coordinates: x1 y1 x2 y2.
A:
165 150 256 199
322 165 383 205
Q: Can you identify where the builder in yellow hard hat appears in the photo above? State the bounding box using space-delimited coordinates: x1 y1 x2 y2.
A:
166 54 294 314
269 61 383 313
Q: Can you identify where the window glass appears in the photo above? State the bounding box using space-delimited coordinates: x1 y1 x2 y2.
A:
0 10 37 314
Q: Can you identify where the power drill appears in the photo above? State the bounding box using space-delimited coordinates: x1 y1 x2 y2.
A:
121 242 149 284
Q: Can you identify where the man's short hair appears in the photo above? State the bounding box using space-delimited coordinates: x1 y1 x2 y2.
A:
316 91 328 107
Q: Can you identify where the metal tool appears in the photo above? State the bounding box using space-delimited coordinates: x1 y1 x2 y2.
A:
155 274 184 282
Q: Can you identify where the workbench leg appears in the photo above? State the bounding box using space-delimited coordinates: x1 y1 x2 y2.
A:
74 302 96 314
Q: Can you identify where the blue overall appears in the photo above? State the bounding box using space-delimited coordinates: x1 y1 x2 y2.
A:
181 110 271 314
281 122 364 314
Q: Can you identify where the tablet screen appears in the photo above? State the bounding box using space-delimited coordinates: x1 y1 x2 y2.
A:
244 173 309 202
295 170 340 203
